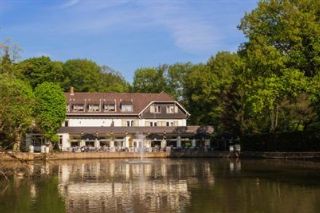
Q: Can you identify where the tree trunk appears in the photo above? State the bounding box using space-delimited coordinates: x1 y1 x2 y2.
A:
275 105 279 129
13 131 22 152
270 108 275 132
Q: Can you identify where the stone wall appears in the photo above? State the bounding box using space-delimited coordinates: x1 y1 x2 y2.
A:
1 151 320 161
48 152 168 160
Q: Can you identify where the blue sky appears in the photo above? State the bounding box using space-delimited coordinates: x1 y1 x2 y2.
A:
0 0 258 81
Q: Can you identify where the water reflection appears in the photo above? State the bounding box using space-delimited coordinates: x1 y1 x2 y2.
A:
1 159 320 213
56 159 215 213
229 159 241 172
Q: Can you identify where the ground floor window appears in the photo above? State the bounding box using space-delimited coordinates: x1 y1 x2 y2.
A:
100 141 110 147
71 142 79 147
85 141 94 147
151 140 161 147
167 141 177 147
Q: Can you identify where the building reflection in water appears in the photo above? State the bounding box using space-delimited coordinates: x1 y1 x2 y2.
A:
56 159 215 213
229 159 241 172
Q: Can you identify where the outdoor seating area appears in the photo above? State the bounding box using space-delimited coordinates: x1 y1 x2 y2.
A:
65 146 169 153
62 145 218 153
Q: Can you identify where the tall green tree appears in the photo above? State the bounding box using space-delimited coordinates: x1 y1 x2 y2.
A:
98 66 130 92
239 0 320 77
237 0 319 133
167 63 193 100
15 56 64 88
34 82 66 143
183 52 242 129
184 64 219 125
62 59 101 92
133 66 168 93
0 47 13 74
0 74 35 150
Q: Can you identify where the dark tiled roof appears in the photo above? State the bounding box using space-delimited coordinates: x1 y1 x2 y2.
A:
66 92 175 114
58 126 214 135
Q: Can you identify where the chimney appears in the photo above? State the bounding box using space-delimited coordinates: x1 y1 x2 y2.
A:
70 87 74 95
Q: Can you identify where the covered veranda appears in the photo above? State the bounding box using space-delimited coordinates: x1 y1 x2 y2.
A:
57 126 213 152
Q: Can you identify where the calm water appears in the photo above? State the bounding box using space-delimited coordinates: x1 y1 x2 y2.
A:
1 159 320 213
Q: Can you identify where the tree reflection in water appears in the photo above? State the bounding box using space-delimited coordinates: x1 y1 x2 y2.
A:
0 159 320 213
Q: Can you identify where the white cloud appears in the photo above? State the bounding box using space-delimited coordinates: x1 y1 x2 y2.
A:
56 0 221 53
8 0 225 54
140 1 220 52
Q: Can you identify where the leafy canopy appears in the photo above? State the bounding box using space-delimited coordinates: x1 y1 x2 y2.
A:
34 82 66 142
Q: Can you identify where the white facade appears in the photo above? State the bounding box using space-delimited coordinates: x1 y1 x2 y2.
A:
64 118 187 127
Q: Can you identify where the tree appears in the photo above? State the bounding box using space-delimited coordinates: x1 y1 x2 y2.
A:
239 0 320 77
184 64 219 125
133 66 168 93
0 40 20 75
98 66 130 92
0 47 13 74
62 59 101 92
15 56 64 88
34 82 66 143
0 74 35 151
183 52 242 129
167 63 193 100
237 0 320 133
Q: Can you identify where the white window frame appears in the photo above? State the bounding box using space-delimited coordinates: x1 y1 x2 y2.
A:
88 104 100 112
72 104 85 112
125 120 135 127
121 104 133 112
150 105 161 113
104 104 115 112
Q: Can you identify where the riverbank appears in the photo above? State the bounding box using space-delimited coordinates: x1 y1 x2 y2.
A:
1 151 320 161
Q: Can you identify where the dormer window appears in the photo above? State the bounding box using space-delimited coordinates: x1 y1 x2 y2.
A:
88 104 100 112
72 104 85 112
150 105 161 113
121 103 133 112
166 105 178 113
104 104 115 112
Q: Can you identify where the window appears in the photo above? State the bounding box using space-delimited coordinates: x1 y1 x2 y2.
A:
72 104 85 112
166 105 178 113
150 105 161 113
126 120 134 127
123 120 135 127
162 121 177 126
59 135 63 146
148 121 157 127
104 104 115 112
88 104 100 112
64 120 69 127
121 104 133 112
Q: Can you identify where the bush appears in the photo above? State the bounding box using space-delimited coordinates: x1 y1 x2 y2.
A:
241 131 320 152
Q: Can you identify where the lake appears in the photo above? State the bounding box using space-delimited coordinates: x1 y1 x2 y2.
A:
0 159 320 213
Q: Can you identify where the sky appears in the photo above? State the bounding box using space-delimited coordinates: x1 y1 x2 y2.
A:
0 0 258 82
